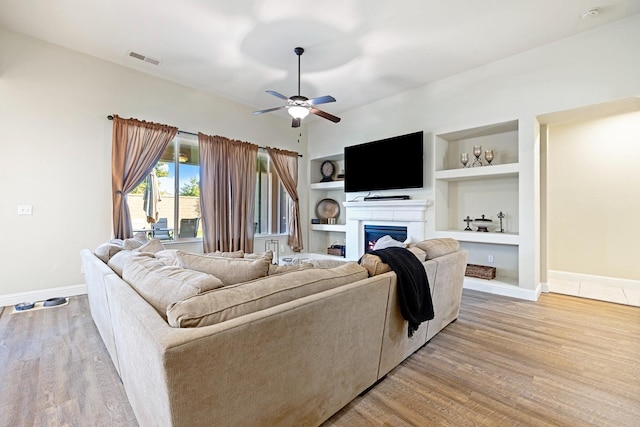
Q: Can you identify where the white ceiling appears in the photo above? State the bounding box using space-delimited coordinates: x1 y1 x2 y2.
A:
2 0 639 120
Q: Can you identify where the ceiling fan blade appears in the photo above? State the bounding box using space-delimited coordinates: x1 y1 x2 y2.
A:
266 90 289 101
310 108 341 123
292 117 301 128
307 95 336 105
253 105 286 115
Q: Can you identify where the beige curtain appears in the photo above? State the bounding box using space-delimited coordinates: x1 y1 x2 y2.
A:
266 147 303 252
111 115 177 239
199 133 258 253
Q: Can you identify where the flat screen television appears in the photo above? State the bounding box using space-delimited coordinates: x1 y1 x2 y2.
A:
344 131 424 193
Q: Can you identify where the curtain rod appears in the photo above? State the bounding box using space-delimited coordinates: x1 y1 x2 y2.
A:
107 115 302 157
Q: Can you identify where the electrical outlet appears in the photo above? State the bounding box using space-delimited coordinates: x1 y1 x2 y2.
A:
488 254 494 263
17 205 33 215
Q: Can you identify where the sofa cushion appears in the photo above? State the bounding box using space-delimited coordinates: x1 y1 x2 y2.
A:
136 238 165 253
122 255 225 318
166 262 368 328
108 251 153 277
106 239 166 276
310 259 350 269
122 232 151 250
155 249 180 266
208 250 245 258
95 242 123 263
268 262 314 275
359 246 426 277
176 251 270 286
414 238 460 260
243 250 274 263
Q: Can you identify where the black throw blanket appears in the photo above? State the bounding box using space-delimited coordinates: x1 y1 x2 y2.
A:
365 247 434 337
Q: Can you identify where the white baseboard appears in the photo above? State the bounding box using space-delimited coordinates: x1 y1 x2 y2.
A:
548 270 640 290
1 284 87 308
463 277 541 301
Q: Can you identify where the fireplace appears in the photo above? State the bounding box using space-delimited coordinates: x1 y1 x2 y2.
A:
343 199 429 260
364 225 407 253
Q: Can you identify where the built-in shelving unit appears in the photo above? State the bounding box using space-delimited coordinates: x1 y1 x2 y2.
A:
308 154 347 256
433 119 521 291
310 181 344 190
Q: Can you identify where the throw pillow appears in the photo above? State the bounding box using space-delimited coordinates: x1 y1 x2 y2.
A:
372 235 406 250
359 253 392 277
176 251 270 286
359 246 426 277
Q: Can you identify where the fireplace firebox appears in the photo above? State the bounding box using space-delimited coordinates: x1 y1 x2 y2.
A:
364 225 408 253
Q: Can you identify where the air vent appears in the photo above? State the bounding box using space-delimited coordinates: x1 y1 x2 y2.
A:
128 51 161 66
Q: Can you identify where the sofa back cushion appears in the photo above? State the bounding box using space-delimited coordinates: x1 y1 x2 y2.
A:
166 262 368 328
106 239 166 276
122 255 225 318
267 262 314 275
413 238 460 260
176 251 271 286
208 250 245 258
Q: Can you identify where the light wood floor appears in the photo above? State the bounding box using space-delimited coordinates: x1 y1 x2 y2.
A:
1 291 638 427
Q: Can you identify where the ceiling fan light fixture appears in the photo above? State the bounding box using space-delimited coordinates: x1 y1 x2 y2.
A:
288 106 310 119
253 46 340 127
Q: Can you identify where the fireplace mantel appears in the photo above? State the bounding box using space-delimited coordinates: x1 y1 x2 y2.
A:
343 199 430 259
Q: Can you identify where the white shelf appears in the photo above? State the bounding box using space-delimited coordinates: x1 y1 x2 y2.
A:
310 180 344 190
310 224 346 232
433 230 519 245
434 163 519 181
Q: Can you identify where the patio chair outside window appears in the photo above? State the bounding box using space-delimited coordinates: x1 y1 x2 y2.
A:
152 218 173 240
179 218 200 238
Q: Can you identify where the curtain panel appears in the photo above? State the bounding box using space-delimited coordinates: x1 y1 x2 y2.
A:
266 147 303 252
199 133 258 253
111 115 177 239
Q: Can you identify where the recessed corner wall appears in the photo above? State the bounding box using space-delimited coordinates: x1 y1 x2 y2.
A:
547 111 640 281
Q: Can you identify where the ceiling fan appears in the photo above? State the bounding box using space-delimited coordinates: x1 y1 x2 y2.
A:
253 47 341 128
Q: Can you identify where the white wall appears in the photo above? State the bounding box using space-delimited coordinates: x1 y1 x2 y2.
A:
307 15 640 291
3 14 640 299
0 28 307 299
547 111 640 281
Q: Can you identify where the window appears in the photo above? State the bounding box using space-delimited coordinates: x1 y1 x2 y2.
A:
255 152 290 236
128 135 201 241
129 143 288 240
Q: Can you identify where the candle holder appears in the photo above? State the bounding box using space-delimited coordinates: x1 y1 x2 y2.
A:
463 215 473 231
497 211 505 233
485 149 494 165
460 153 469 168
472 145 483 167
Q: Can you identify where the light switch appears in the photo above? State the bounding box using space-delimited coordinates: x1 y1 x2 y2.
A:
17 205 33 215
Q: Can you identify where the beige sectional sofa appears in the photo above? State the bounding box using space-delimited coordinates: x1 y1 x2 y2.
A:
81 236 467 427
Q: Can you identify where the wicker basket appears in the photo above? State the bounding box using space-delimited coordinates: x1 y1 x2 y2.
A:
465 264 496 280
